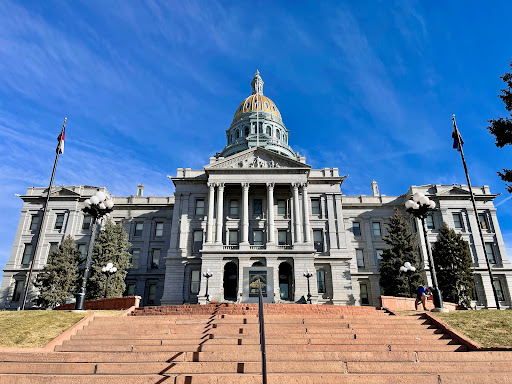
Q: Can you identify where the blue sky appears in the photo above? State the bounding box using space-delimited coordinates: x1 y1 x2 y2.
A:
1 1 512 278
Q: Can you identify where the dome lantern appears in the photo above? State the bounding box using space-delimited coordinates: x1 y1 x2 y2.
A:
251 69 264 95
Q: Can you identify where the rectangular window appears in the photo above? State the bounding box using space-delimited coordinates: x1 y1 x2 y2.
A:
30 215 39 231
453 213 463 229
277 200 286 215
154 222 164 237
190 270 200 294
478 213 488 230
228 230 238 245
253 199 262 215
193 230 203 252
55 213 64 230
195 199 205 215
485 243 496 264
376 249 384 268
134 223 144 237
21 244 33 265
147 284 157 305
49 242 59 254
229 200 239 215
317 270 326 293
360 283 369 305
313 230 323 252
131 249 140 269
311 199 320 215
253 230 263 245
278 230 288 245
151 249 160 269
82 215 92 230
372 222 381 236
426 214 435 229
12 280 24 302
126 284 136 296
493 279 505 302
356 249 365 269
353 222 361 236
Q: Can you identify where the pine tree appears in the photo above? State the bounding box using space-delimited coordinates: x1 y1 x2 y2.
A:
379 209 425 297
432 223 475 308
86 219 131 299
34 235 83 308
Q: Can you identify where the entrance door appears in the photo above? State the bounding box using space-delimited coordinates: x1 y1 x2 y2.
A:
223 262 238 301
279 262 293 301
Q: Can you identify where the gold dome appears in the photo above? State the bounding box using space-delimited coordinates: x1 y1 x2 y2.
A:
233 94 282 120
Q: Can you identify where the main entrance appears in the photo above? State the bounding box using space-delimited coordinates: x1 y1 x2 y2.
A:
279 262 293 301
223 262 238 301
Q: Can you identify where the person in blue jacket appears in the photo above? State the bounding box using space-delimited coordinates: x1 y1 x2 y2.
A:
415 285 432 311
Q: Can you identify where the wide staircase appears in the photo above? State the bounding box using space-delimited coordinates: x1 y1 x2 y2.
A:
1 304 512 383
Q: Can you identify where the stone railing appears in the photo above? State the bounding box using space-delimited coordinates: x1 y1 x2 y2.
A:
223 245 239 250
54 296 141 311
378 295 459 312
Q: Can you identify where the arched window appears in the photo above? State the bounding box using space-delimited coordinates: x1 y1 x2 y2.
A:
245 127 249 136
266 126 272 136
236 130 240 139
277 130 281 140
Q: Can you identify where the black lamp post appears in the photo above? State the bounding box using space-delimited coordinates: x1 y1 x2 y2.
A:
400 262 416 298
74 191 114 311
405 192 448 312
102 263 117 298
303 269 313 304
203 269 212 303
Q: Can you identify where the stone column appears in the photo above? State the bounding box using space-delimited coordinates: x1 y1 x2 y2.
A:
292 183 303 243
206 182 215 243
216 183 225 244
302 183 311 243
267 183 275 243
241 183 250 244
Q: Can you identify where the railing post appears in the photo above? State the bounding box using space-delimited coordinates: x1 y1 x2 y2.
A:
258 280 267 384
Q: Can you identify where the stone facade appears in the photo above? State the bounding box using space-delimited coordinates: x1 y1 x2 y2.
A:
1 72 511 309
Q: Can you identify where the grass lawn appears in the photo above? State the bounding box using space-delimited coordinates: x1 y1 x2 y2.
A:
0 310 123 348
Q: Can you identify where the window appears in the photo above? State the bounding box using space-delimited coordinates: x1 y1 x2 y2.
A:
195 199 205 215
30 215 39 231
313 230 323 252
228 230 238 246
353 222 361 236
82 215 92 230
277 200 286 215
190 270 200 294
77 244 87 259
54 214 64 230
151 249 160 269
426 214 435 229
478 213 488 230
230 200 239 215
193 230 203 252
453 213 463 229
493 279 505 302
360 283 369 305
126 284 136 296
244 127 249 136
253 199 262 215
21 244 33 265
134 223 143 237
311 199 320 215
278 230 288 245
12 280 24 302
154 222 164 237
317 270 326 293
49 242 59 254
356 249 365 269
485 243 497 264
372 222 381 236
130 249 140 269
253 230 263 245
147 284 157 305
376 249 384 268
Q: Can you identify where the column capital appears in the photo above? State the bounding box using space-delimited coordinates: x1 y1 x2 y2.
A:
217 182 225 190
242 182 250 189
292 182 301 189
301 182 308 189
266 182 275 189
207 182 216 188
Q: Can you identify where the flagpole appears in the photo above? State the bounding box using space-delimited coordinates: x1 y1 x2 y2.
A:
452 114 501 310
21 117 67 310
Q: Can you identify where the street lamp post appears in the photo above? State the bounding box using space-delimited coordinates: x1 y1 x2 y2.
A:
203 269 212 303
303 269 313 304
102 263 118 298
400 262 416 297
405 192 448 313
74 191 114 311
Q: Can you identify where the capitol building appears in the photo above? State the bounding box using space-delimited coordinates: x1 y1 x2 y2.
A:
1 71 511 309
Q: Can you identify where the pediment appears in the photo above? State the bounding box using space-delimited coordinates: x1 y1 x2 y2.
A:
205 147 310 170
50 187 81 197
437 186 471 196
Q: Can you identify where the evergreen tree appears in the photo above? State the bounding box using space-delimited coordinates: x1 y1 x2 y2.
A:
379 209 424 297
487 60 512 193
86 219 131 299
34 235 83 308
432 223 475 308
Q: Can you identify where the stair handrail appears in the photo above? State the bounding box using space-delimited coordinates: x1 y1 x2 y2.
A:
257 279 268 384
